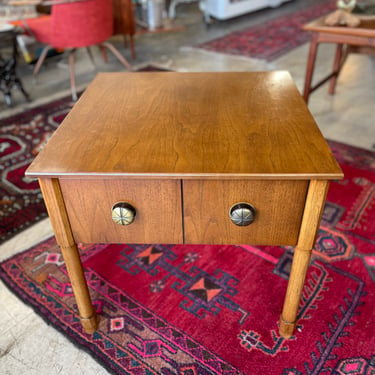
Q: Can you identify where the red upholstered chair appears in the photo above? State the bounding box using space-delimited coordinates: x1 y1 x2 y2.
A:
23 0 132 100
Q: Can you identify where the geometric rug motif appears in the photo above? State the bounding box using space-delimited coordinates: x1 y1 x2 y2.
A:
0 97 70 243
196 1 337 61
117 244 250 323
333 355 375 375
0 236 373 374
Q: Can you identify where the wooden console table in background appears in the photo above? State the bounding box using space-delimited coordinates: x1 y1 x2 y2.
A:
112 0 136 59
26 71 343 339
112 0 185 60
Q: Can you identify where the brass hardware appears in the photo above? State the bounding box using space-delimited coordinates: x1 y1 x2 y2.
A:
229 202 256 226
111 202 136 225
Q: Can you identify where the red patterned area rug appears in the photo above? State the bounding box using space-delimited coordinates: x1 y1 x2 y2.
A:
0 65 170 244
1 141 374 374
197 1 336 61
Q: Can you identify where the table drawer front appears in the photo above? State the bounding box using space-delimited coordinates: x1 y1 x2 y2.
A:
183 180 308 245
59 179 182 243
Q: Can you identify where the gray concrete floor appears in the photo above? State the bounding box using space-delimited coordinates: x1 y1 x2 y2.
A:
0 0 374 374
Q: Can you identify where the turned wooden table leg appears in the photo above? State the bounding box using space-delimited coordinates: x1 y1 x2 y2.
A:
279 180 329 338
303 33 319 104
39 178 98 333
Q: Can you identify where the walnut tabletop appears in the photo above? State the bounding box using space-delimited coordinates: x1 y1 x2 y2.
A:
26 71 343 339
26 71 342 180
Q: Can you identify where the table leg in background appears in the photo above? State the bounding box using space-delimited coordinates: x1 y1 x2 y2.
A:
328 43 345 95
303 33 319 103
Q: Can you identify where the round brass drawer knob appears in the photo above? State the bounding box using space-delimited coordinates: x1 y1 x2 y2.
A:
229 203 256 226
111 202 136 225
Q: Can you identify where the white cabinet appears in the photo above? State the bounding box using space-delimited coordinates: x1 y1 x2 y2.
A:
203 0 293 20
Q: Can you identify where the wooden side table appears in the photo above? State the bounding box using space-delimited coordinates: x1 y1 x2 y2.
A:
26 72 343 339
302 16 375 103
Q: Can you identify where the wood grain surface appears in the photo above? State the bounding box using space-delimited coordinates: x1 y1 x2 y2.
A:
26 72 343 180
59 179 183 243
183 179 308 245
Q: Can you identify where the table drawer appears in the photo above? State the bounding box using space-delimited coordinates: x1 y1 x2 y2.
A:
183 180 308 245
59 179 183 244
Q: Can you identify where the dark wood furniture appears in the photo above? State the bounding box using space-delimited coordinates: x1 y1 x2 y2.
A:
26 72 343 339
112 0 136 59
303 15 375 103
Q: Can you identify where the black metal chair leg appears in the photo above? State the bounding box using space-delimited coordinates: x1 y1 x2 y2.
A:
15 77 31 102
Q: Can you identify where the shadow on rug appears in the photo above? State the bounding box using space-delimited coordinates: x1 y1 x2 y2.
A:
197 1 336 61
0 65 170 244
0 141 374 374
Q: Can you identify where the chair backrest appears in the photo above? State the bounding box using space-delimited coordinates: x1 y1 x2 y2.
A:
51 0 113 48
